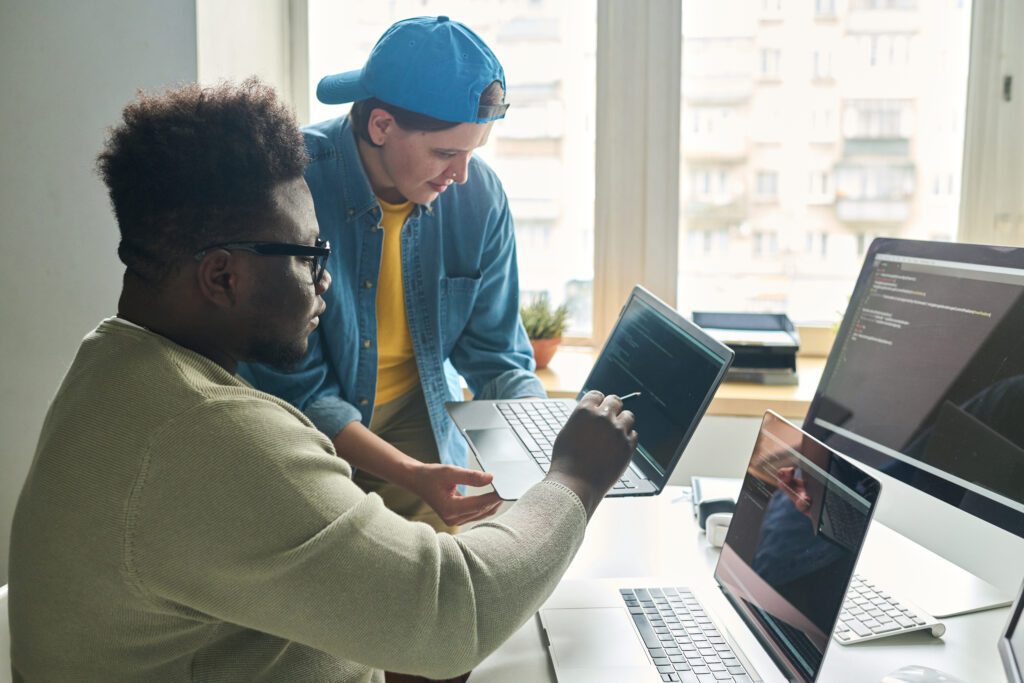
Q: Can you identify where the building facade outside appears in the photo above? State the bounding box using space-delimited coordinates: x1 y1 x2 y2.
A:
308 0 971 335
678 0 971 322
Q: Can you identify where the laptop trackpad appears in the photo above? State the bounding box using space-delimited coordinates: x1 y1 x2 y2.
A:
543 608 654 673
467 428 530 463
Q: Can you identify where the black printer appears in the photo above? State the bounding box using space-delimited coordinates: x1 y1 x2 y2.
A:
691 311 799 385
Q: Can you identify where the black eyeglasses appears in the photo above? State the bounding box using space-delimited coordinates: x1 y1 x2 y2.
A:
194 238 331 286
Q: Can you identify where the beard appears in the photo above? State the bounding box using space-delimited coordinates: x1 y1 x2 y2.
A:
242 278 314 371
240 263 320 371
242 329 308 371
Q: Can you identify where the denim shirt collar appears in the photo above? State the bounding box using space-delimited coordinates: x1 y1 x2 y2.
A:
334 116 432 221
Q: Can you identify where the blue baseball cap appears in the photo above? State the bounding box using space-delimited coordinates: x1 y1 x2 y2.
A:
316 16 509 124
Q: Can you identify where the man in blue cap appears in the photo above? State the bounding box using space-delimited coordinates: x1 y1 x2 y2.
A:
242 16 545 532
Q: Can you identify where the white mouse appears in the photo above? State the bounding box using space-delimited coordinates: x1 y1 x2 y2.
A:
880 665 965 683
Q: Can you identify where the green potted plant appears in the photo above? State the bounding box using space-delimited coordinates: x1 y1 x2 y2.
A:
520 293 570 370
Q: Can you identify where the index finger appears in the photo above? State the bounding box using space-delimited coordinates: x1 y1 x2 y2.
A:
578 389 605 408
600 393 625 414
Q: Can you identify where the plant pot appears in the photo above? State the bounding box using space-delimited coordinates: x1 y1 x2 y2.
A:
530 337 562 370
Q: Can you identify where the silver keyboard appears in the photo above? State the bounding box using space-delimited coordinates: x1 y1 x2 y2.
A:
496 400 640 490
621 587 756 682
834 574 945 644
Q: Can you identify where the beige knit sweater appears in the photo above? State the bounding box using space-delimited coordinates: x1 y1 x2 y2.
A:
9 319 586 681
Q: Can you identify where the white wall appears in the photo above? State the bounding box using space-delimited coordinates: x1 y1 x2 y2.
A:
0 0 198 584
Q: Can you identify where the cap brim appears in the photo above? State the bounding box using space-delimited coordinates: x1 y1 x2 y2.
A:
316 70 370 105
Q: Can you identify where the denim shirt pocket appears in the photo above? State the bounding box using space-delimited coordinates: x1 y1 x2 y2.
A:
439 273 483 354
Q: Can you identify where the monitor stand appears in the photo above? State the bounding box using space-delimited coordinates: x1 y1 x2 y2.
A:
858 522 1013 618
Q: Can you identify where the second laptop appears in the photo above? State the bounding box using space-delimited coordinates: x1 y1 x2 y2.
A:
447 285 735 500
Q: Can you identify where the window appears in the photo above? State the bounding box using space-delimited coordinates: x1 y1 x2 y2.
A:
761 0 783 20
759 48 782 80
852 33 912 68
815 0 838 19
755 170 779 200
306 0 597 337
678 0 971 322
843 99 913 139
753 231 779 257
808 170 833 203
217 0 1018 344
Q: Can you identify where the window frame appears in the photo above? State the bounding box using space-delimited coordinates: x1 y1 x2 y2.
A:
592 0 681 342
594 0 1020 344
275 0 1019 346
959 0 1024 247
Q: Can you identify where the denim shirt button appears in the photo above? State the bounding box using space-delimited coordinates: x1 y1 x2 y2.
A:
362 339 372 349
347 208 355 216
363 279 374 289
358 397 369 406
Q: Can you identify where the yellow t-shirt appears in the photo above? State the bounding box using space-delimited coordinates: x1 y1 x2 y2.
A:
375 198 420 405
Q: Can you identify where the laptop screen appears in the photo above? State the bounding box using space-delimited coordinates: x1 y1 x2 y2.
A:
714 411 881 683
579 287 733 477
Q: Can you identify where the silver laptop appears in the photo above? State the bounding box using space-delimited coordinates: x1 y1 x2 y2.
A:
446 285 734 500
539 411 882 683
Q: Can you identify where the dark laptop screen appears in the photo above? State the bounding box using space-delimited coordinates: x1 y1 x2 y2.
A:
714 411 881 683
580 288 731 476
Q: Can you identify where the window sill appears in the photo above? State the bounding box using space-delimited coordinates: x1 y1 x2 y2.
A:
536 345 826 419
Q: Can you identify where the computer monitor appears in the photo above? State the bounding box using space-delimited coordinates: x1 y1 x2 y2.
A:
1000 578 1024 683
803 238 1024 539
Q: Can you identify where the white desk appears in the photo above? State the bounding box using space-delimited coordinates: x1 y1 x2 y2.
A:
468 487 1010 683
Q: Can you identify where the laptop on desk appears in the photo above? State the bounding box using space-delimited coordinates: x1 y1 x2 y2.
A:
446 285 734 500
538 411 882 683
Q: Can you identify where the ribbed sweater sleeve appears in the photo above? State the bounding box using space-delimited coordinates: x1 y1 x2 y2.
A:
127 397 586 679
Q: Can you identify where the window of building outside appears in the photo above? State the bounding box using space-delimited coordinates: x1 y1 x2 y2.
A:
306 0 597 337
678 0 972 323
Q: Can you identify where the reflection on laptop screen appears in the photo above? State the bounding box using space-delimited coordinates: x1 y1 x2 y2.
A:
581 293 727 475
715 412 881 683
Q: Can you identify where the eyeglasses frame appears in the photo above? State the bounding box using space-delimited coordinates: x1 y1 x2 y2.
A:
193 238 331 286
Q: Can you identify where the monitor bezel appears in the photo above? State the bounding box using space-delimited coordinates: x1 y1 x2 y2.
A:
1001 578 1024 683
802 237 1024 538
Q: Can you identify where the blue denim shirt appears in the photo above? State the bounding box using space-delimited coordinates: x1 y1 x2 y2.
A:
240 115 545 468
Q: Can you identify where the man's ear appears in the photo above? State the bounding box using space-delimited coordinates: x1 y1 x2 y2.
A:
195 250 239 308
367 108 396 146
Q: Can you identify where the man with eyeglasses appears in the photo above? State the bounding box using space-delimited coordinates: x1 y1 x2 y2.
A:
7 80 638 682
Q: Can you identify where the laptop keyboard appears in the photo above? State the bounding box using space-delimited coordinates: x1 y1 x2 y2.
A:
497 401 639 490
620 587 755 682
834 574 945 644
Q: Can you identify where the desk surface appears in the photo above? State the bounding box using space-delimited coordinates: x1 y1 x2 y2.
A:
468 487 1009 683
537 348 825 419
